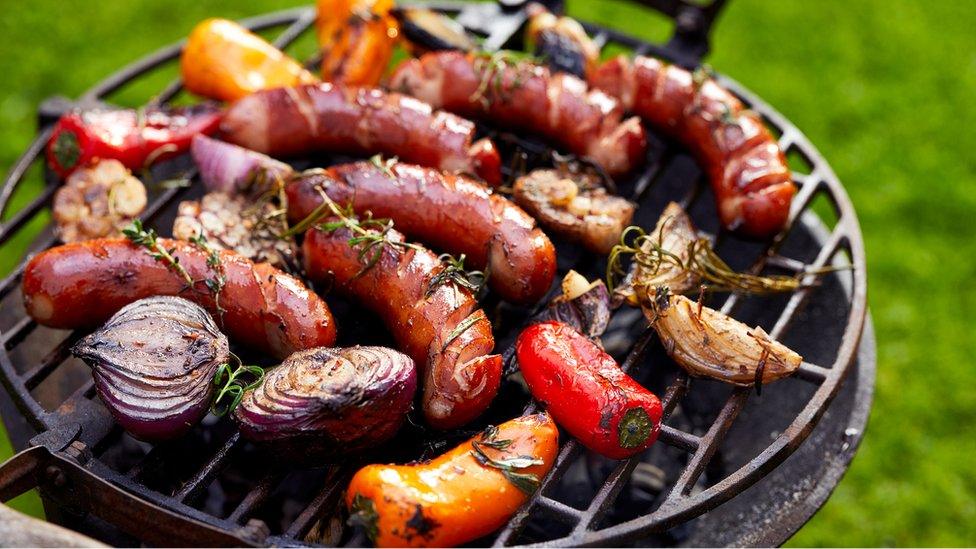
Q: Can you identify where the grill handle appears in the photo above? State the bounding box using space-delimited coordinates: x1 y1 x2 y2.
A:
0 444 260 547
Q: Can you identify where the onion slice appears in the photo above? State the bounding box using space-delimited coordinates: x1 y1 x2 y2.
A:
191 135 293 195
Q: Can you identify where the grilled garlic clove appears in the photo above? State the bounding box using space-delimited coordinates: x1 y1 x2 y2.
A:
645 292 801 386
52 159 147 243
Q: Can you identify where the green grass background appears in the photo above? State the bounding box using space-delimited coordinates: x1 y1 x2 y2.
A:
1 0 974 546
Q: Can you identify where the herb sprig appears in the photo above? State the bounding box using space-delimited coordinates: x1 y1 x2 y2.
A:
211 352 264 417
427 253 487 297
471 425 543 495
189 234 227 318
470 50 542 108
123 219 193 286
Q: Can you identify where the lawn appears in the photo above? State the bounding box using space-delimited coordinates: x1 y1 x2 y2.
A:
1 0 974 546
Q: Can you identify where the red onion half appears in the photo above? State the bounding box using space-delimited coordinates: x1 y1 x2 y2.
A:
72 296 229 441
234 346 417 461
191 134 293 195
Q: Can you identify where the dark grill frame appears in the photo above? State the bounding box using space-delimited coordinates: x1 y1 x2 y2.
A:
0 2 870 547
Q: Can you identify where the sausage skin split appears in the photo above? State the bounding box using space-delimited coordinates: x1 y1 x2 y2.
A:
22 239 336 360
286 161 557 304
220 83 502 186
590 55 796 238
303 226 502 430
390 50 648 180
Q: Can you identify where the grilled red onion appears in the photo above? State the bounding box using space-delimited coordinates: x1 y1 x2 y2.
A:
72 296 229 441
191 135 293 194
234 346 417 461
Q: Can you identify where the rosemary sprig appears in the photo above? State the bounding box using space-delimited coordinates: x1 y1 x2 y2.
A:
427 253 487 297
189 234 227 318
211 352 264 417
470 50 542 108
442 309 486 352
123 219 193 286
607 223 815 295
471 425 543 495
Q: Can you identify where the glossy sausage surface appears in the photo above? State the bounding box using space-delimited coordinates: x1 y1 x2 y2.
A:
590 55 795 237
220 82 501 186
22 238 336 360
286 161 556 304
303 226 501 429
390 50 647 180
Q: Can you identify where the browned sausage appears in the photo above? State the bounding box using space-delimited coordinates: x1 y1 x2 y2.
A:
22 239 336 360
389 50 647 180
219 83 502 186
286 160 556 304
303 225 501 429
590 55 795 238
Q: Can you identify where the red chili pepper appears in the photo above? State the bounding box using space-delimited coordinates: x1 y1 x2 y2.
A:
45 105 223 179
516 321 663 459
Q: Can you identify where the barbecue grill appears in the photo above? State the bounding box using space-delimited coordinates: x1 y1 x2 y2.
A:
0 0 874 546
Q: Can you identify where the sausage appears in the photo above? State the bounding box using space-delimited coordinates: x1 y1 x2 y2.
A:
219 83 502 186
590 55 796 238
303 226 502 429
286 161 556 304
389 50 648 180
22 239 336 360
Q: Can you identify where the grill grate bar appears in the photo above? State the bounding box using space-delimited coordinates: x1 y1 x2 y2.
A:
1 317 35 350
795 361 830 384
23 331 82 390
536 496 583 524
657 425 700 453
283 466 351 539
0 131 52 222
173 432 241 503
572 458 641 535
226 472 284 524
0 185 58 244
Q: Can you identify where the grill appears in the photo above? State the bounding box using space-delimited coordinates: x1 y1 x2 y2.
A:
0 1 874 546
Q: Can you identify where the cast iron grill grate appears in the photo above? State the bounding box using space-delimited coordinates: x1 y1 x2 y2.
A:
0 2 868 547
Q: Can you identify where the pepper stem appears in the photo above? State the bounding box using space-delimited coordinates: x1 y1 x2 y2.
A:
617 407 653 449
51 129 81 172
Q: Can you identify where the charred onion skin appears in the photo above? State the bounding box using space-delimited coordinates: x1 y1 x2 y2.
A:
73 297 228 441
22 238 335 360
303 226 501 429
390 50 647 180
286 161 556 304
220 83 502 186
516 321 662 459
345 413 558 547
590 56 795 238
646 293 802 385
235 346 416 462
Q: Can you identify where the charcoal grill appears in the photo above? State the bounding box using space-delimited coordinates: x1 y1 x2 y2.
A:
0 0 874 546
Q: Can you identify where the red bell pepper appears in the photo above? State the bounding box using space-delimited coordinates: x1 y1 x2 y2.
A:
516 321 663 459
46 104 223 179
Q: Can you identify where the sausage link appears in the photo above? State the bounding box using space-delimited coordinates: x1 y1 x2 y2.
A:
390 50 647 180
22 239 336 360
303 226 501 429
219 83 501 186
590 55 795 238
286 161 556 304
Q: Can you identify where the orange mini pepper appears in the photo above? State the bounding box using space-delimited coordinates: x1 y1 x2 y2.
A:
181 18 318 102
345 413 559 547
317 0 398 86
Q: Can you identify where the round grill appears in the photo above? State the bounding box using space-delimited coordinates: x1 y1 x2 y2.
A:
0 2 872 547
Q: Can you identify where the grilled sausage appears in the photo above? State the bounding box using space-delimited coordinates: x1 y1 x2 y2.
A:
286 161 556 304
590 56 795 238
389 50 648 180
303 226 502 429
22 239 336 360
219 83 502 186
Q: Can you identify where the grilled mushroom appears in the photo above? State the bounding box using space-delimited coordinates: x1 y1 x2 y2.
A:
52 159 147 243
392 7 475 53
514 168 635 254
525 3 600 78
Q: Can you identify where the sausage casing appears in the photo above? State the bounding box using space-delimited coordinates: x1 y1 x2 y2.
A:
286 161 556 304
22 239 336 360
220 83 502 186
302 226 501 429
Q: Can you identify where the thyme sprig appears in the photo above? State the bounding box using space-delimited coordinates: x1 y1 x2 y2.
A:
369 154 398 178
211 352 264 417
471 425 543 495
123 219 193 286
470 50 542 108
606 222 814 295
189 234 227 318
427 253 487 297
442 309 486 352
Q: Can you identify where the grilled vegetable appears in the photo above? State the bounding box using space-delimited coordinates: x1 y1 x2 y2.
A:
534 270 611 339
513 167 634 254
181 18 318 102
345 413 558 547
52 159 147 243
235 346 416 462
644 288 802 386
516 321 662 459
525 3 599 78
191 135 293 195
392 7 475 53
46 104 221 179
172 192 297 269
72 296 229 441
317 0 397 86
